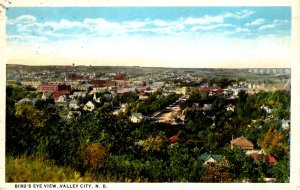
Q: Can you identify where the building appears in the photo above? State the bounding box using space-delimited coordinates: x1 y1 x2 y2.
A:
136 87 150 94
21 81 42 89
76 84 94 92
90 79 116 87
230 136 254 151
38 84 71 92
56 95 68 102
83 100 98 111
199 85 223 95
281 119 290 131
114 73 127 80
66 73 85 81
168 135 179 143
250 153 278 165
42 92 52 100
139 95 149 101
199 153 223 165
225 104 235 112
182 87 189 96
72 91 87 98
117 88 136 94
67 111 81 119
130 112 143 123
69 99 80 110
151 81 164 88
114 80 126 88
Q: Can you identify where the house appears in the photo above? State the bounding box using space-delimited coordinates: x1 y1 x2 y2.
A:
83 100 98 111
67 111 81 119
93 93 101 103
139 95 149 101
113 103 128 115
199 153 223 165
168 135 179 143
136 87 149 94
182 87 189 96
151 81 164 88
245 149 266 156
115 80 126 88
263 178 277 182
201 104 212 112
42 92 52 100
56 95 67 102
117 88 136 94
281 119 290 130
69 99 80 110
73 91 87 98
225 104 235 112
103 94 113 101
261 105 273 114
230 136 254 151
249 153 278 165
134 140 145 146
234 87 248 96
130 112 143 123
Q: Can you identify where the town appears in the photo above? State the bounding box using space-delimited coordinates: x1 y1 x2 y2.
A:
6 65 291 182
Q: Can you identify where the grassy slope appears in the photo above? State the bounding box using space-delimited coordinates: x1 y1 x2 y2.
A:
6 155 93 182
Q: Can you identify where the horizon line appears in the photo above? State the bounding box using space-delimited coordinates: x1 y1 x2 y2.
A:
6 63 291 70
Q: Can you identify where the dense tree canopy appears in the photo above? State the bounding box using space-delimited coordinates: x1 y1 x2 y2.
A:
6 85 290 182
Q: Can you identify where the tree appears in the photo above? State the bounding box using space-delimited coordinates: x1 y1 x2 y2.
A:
80 143 108 171
155 88 163 96
224 147 258 182
202 160 233 182
165 144 205 182
268 157 289 182
142 132 167 153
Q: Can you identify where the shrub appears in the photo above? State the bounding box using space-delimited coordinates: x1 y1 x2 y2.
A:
80 143 108 170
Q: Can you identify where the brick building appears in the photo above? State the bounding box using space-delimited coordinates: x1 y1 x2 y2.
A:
90 80 116 87
38 84 71 92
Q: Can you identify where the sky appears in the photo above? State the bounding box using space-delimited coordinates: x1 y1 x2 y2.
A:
6 7 291 68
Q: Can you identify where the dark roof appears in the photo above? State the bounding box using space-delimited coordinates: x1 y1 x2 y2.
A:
199 153 222 162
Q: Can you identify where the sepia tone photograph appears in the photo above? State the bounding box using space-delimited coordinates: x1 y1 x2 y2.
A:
1 1 299 190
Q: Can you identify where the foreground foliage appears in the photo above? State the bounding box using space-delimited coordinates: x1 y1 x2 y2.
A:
6 155 93 182
6 85 290 182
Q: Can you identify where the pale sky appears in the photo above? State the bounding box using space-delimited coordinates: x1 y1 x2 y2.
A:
6 7 291 68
